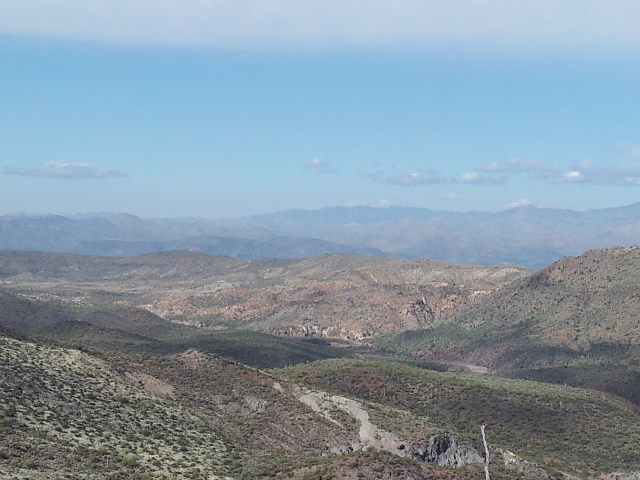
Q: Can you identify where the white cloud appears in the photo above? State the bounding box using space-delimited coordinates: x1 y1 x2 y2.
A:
563 170 583 180
370 158 640 189
1 0 640 50
2 162 128 179
625 177 640 185
381 170 447 186
306 157 335 174
460 171 505 184
509 198 533 208
463 157 566 184
377 199 391 208
557 160 640 185
469 158 640 186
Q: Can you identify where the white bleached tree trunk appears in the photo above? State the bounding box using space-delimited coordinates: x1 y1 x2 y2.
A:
481 424 490 480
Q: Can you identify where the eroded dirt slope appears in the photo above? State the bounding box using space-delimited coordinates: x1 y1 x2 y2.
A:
0 250 530 340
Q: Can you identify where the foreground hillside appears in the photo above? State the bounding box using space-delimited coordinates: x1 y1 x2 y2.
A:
0 331 525 480
382 246 640 403
0 250 529 340
0 335 233 480
4 327 640 479
282 359 640 475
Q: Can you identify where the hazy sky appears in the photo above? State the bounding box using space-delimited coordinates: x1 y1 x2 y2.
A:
1 1 640 218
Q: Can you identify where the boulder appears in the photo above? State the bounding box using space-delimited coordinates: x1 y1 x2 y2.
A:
412 435 483 468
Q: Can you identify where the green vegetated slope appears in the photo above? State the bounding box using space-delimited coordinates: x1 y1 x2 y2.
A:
0 335 233 480
107 350 436 479
3 320 640 478
0 333 502 480
281 359 640 475
381 246 640 403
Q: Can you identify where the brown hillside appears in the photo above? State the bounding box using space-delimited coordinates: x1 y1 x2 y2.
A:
0 250 529 340
383 246 640 403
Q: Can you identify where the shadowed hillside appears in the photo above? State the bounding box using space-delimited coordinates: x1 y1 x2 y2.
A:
0 290 75 332
381 246 640 404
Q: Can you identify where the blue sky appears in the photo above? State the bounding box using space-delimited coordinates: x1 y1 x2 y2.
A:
1 1 640 218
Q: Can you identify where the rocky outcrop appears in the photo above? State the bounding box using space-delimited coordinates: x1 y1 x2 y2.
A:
291 384 485 468
412 434 483 467
292 386 405 455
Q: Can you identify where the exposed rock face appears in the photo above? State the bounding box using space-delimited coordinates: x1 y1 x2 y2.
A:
291 385 483 467
292 386 405 455
413 435 483 467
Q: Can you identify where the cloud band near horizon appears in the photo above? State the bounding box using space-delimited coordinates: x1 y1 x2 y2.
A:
369 159 640 188
2 162 128 179
1 0 640 51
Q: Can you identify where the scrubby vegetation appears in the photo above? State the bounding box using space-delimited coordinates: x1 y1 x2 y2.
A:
281 358 640 475
380 246 640 403
5 246 640 479
0 336 233 479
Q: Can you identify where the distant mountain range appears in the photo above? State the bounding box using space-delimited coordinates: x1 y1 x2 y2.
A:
4 203 640 268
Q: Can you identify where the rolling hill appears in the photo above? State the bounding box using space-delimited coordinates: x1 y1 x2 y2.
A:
0 249 530 341
381 245 640 404
4 325 640 479
4 246 640 478
0 327 549 480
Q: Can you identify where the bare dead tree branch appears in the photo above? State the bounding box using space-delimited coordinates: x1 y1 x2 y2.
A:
481 424 490 480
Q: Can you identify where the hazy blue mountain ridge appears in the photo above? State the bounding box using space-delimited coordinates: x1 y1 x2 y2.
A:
3 203 640 267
